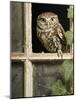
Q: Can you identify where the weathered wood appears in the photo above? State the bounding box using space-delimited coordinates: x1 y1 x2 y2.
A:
11 52 26 61
11 52 73 61
11 2 24 52
24 60 33 97
24 2 32 55
30 53 73 61
11 3 74 98
11 62 24 98
24 3 33 97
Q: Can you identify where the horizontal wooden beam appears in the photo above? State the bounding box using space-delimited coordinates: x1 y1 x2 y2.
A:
11 52 73 61
11 52 26 61
30 53 73 61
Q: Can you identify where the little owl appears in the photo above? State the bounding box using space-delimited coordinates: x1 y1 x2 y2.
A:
37 12 67 57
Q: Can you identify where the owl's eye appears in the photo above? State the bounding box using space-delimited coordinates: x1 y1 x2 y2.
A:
51 18 54 21
41 18 45 22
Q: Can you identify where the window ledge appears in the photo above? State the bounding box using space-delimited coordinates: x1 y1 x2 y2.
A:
11 52 73 61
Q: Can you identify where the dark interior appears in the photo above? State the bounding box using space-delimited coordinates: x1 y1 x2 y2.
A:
32 3 69 53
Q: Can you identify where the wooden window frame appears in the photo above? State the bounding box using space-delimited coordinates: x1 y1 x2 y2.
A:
11 3 73 97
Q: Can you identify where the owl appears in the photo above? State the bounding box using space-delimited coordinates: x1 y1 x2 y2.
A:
37 12 67 58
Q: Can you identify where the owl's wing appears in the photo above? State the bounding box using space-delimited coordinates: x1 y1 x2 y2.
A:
57 24 65 39
57 24 67 51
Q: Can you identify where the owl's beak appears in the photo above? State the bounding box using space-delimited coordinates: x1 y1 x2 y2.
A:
47 22 50 28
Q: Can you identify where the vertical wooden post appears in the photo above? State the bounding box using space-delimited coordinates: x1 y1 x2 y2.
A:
24 3 32 55
24 60 33 97
24 3 33 97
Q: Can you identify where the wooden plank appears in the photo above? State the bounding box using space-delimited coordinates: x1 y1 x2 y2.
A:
24 2 32 55
24 3 33 97
11 2 24 52
11 52 73 61
24 60 33 97
30 53 73 61
11 53 26 61
11 62 24 98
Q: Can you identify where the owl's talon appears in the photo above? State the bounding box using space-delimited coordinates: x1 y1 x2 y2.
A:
57 50 63 58
41 51 44 54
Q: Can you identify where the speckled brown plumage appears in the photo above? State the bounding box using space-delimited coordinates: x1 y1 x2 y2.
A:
37 12 66 57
